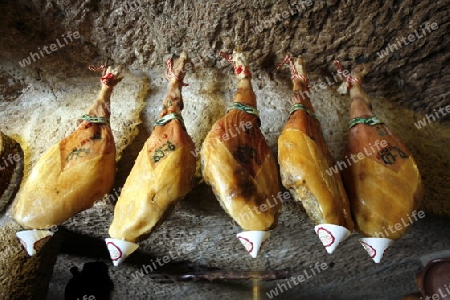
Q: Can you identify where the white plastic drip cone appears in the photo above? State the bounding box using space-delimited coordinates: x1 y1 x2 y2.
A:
314 224 351 254
359 237 394 263
105 238 139 267
236 231 270 258
16 229 54 256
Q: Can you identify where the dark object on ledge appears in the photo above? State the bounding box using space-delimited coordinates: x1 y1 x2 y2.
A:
417 258 450 299
0 131 24 212
64 261 114 300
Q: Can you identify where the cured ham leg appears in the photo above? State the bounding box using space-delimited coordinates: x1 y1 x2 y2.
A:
201 48 282 258
107 52 196 266
277 55 354 254
0 132 24 212
12 66 122 256
334 61 423 263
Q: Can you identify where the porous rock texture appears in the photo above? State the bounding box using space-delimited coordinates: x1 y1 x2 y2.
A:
0 0 449 299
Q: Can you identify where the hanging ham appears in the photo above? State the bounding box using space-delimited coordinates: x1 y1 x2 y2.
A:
200 48 282 258
334 60 423 263
13 65 122 256
107 52 196 266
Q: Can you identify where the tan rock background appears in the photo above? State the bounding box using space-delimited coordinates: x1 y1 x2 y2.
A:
0 0 449 299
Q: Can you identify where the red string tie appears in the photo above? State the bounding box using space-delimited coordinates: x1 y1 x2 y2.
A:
333 60 361 89
276 54 309 85
219 51 252 78
165 58 188 86
89 65 116 87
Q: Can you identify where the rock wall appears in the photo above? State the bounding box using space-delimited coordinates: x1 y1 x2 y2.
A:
1 0 449 116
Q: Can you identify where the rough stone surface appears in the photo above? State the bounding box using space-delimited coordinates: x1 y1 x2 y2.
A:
0 0 449 299
1 0 448 117
0 221 62 300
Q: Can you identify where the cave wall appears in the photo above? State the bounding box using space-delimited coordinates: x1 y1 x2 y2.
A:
1 0 449 116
